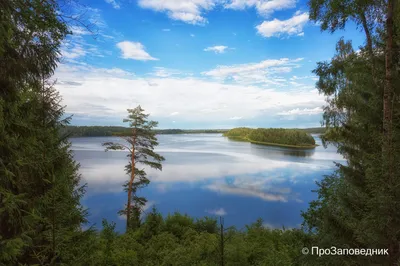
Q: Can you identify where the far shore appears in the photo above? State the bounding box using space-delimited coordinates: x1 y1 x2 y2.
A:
63 126 325 138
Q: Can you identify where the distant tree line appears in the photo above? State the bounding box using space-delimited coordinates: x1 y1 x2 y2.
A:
224 127 316 147
300 127 325 134
62 125 324 138
61 126 229 137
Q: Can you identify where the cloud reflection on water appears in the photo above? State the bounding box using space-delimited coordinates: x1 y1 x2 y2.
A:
73 134 343 205
73 134 344 231
78 150 332 194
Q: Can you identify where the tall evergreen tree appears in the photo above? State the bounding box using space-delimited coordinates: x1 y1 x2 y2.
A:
103 106 165 232
0 1 92 264
303 0 400 264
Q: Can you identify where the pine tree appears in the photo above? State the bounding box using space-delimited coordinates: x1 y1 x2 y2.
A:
103 106 165 232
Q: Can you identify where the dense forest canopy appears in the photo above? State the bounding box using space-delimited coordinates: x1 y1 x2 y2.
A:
224 127 317 147
75 209 311 266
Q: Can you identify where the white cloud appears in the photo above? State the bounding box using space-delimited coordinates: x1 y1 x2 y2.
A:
190 33 195 37
104 0 120 9
53 62 325 121
152 67 183 77
290 75 318 81
230 116 242 120
207 184 289 202
138 0 217 25
137 0 296 25
69 26 91 36
162 28 171 31
224 0 296 16
204 45 229 54
61 44 86 59
100 34 115 39
170 112 179 116
203 58 302 77
205 176 305 202
256 12 309 38
202 58 303 85
56 63 134 86
277 107 323 116
116 41 158 61
206 208 227 216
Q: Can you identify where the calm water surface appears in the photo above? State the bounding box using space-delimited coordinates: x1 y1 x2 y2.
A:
71 134 344 232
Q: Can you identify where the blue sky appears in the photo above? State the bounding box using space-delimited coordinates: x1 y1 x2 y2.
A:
55 0 365 129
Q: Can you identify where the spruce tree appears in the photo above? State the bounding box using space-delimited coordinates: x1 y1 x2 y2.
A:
103 106 165 232
0 1 92 264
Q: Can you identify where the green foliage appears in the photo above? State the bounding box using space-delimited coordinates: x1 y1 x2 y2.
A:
222 127 254 138
0 1 93 264
224 127 316 147
80 208 309 266
302 1 400 264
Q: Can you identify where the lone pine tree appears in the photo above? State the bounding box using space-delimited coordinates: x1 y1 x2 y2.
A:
103 106 165 232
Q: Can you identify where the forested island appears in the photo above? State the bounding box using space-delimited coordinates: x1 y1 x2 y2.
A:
61 125 325 137
223 127 317 148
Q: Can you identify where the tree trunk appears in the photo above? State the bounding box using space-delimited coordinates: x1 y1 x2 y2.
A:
384 0 396 263
360 11 379 88
384 0 394 179
126 128 136 232
360 12 374 59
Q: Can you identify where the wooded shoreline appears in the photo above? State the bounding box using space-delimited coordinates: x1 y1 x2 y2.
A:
62 125 325 137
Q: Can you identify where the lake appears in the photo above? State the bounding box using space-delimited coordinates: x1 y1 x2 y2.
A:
71 134 344 232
